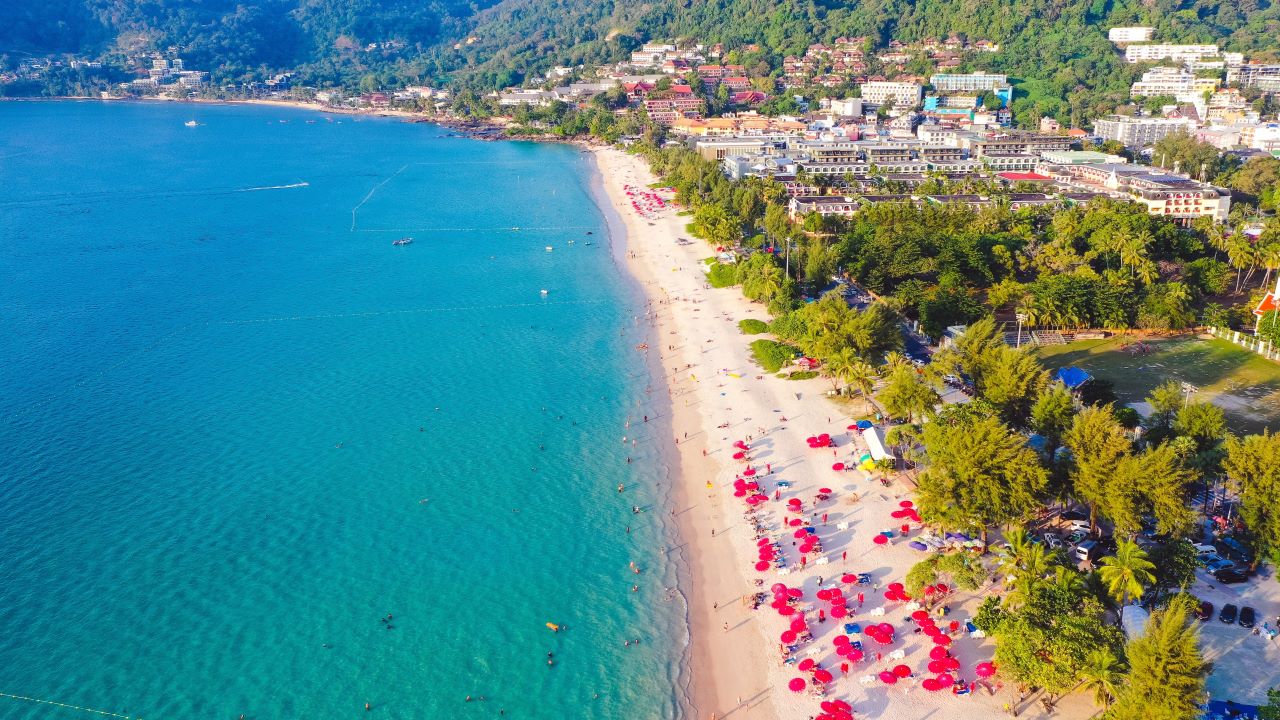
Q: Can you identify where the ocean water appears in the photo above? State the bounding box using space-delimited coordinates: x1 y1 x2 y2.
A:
0 101 687 719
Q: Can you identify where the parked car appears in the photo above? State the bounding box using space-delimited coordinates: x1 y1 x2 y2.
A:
1217 537 1254 565
1205 557 1237 573
1073 540 1099 563
1196 601 1213 622
1065 519 1092 534
1042 533 1064 549
1189 542 1217 558
1214 567 1250 585
1240 607 1256 628
1066 530 1089 546
1220 604 1239 623
1060 509 1089 523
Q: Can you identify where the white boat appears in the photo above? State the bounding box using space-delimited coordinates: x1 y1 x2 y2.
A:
392 237 414 246
540 289 549 295
545 246 553 252
184 120 199 127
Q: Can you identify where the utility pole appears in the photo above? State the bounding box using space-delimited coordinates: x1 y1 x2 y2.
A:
1181 381 1197 409
1015 312 1027 349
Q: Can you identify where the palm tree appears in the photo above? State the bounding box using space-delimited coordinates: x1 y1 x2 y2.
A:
881 351 912 374
1079 647 1123 709
1097 539 1156 605
997 528 1055 606
841 355 879 413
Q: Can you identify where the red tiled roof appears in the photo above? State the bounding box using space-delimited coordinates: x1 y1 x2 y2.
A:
997 172 1052 181
1255 292 1278 316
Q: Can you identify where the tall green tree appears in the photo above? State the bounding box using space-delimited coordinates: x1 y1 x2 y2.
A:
1108 594 1208 720
1063 405 1132 532
878 365 939 424
1097 539 1156 605
918 410 1048 538
1222 431 1280 568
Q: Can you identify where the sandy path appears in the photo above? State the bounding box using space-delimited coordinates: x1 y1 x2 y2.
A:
589 146 1103 720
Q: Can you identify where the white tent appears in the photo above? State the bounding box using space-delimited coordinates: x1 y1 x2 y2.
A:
863 426 892 462
1121 604 1149 640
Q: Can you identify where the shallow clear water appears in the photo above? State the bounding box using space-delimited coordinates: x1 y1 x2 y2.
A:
0 101 686 719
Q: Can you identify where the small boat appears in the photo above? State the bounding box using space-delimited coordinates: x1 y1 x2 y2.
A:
546 622 561 632
540 289 549 295
392 237 414 246
184 120 199 127
545 246 553 252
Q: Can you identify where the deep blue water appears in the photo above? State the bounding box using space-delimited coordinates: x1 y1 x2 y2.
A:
0 101 686 719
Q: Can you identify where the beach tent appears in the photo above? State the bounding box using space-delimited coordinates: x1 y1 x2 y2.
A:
1120 604 1149 641
1053 366 1092 390
862 426 892 462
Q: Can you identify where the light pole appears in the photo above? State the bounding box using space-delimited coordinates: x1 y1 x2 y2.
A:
1181 381 1197 409
1015 312 1027 349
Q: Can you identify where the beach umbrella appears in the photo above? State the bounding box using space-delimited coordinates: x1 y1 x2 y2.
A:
771 583 787 593
778 605 796 616
911 610 930 622
806 436 817 444
814 669 834 683
788 678 806 692
831 606 848 619
788 518 803 527
975 662 996 678
847 424 859 430
929 646 949 661
923 585 936 595
743 467 756 477
935 583 949 593
781 630 797 644
879 671 897 685
819 488 833 494
932 634 952 646
821 701 838 713
795 529 811 539
890 509 908 519
873 534 888 545
798 658 815 671
928 660 948 674
816 588 832 600
733 489 746 498
846 648 863 662
947 658 961 671
899 500 914 508
892 664 912 678
732 452 746 460
788 498 803 507
833 634 849 646
745 482 759 491
758 538 772 546
922 678 941 692
841 573 857 583
832 700 851 712
832 463 845 471
754 561 770 571
937 673 954 687
877 623 893 635
887 583 903 592
787 588 804 598
791 618 808 632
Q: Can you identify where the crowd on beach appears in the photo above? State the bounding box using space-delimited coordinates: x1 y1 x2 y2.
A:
622 184 673 220
611 149 1006 720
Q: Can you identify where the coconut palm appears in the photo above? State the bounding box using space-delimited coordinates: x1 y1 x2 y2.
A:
1097 539 1156 605
1079 647 1123 708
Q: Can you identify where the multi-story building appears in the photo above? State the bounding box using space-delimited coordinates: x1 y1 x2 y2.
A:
1228 62 1280 89
859 81 923 108
1124 44 1219 64
1240 123 1280 152
1092 115 1195 148
1130 66 1219 102
1109 27 1155 44
929 72 1008 93
1045 163 1230 223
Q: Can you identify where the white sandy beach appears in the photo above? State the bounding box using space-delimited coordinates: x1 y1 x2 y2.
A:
590 145 1100 720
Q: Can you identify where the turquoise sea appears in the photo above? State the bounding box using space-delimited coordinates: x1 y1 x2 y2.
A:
0 101 687 719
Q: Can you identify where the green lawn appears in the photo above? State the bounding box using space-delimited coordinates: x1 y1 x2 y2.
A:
1032 334 1280 434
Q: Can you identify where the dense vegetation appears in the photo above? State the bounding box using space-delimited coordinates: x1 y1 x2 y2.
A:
5 0 1280 125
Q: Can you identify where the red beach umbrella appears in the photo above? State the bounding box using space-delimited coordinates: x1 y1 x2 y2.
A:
928 660 947 673
787 588 804 599
788 677 806 692
814 669 834 683
770 583 787 593
795 529 811 539
816 589 832 600
833 700 852 712
819 488 833 494
879 671 897 685
833 635 849 646
932 634 952 646
921 678 941 692
892 664 911 678
929 646 949 661
841 573 857 583
887 583 904 592
873 534 888 545
778 605 796 616
935 583 950 593
937 673 954 687
911 610 930 622
832 463 845 471
798 658 815 671
899 500 914 508
830 606 848 619
846 648 864 662
781 630 797 644
758 538 772 547
791 618 808 632
732 452 746 460
754 561 770 571
733 489 746 498
743 467 756 477
975 662 997 678
788 498 803 507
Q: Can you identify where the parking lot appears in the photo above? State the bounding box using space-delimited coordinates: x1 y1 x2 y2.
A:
1189 563 1280 705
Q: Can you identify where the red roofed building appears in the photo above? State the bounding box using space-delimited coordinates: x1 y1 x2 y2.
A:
997 171 1053 183
1254 277 1280 332
731 91 768 106
722 76 752 91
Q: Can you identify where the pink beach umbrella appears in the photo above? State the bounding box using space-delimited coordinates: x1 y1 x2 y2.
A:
813 669 834 683
754 561 770 571
832 462 845 471
872 534 888 545
892 664 912 678
879 671 897 685
975 662 997 678
788 677 806 692
798 658 816 672
932 634 952 646
921 678 942 692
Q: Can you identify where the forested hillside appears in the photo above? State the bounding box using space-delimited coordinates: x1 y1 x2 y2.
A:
3 0 1279 118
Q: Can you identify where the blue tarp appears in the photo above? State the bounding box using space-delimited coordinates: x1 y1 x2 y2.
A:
1202 700 1259 719
1054 366 1092 389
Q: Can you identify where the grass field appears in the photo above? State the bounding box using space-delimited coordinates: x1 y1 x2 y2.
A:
1032 334 1280 434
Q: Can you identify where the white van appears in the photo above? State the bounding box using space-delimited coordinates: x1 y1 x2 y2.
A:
1073 540 1099 563
1189 543 1216 557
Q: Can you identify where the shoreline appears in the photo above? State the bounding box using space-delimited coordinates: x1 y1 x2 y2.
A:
587 145 1027 720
